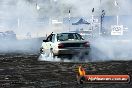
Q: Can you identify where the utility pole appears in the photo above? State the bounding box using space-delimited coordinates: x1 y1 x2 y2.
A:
91 8 94 38
100 0 102 34
68 9 71 32
114 0 120 25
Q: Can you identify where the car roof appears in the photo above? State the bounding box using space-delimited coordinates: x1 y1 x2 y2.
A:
52 32 78 34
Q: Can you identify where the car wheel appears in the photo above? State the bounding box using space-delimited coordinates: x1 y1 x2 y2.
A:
49 50 57 59
41 49 49 58
68 55 73 59
79 50 92 61
40 47 44 54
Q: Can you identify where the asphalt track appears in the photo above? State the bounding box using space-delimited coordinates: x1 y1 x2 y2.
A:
0 53 132 88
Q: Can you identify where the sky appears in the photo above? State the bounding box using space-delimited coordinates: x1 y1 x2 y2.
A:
0 0 132 38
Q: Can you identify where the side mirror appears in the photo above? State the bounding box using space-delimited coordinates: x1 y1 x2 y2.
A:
43 40 47 42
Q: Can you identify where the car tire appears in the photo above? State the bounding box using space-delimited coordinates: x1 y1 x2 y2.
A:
40 47 43 54
41 49 49 58
49 49 56 59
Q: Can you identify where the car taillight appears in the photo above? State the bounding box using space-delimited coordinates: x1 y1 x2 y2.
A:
58 43 64 48
83 42 90 47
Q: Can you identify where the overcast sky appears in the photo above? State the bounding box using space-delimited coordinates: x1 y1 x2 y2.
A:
0 0 132 38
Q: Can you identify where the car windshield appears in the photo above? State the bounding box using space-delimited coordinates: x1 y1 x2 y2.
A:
57 33 84 41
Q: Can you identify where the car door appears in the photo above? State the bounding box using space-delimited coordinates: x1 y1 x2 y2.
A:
45 34 52 50
51 34 56 50
46 34 56 50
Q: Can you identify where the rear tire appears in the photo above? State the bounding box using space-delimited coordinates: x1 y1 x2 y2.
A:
49 50 55 58
49 48 59 59
40 47 43 54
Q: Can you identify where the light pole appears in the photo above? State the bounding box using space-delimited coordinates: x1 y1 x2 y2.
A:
17 18 20 30
68 9 71 32
114 0 120 25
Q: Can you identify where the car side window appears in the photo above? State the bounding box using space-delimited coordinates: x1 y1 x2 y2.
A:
51 34 55 42
46 35 52 42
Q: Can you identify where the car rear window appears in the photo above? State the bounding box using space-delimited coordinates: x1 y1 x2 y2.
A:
57 33 84 41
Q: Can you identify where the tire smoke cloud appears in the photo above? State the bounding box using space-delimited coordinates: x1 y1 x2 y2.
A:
0 0 132 61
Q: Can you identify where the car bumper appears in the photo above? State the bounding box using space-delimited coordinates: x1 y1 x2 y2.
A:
53 47 90 55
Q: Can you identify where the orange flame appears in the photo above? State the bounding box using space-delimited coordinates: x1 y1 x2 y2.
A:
78 66 86 76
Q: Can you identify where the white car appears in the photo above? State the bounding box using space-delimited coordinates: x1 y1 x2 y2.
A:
40 32 90 59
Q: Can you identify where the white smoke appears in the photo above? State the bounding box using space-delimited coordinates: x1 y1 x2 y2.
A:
59 0 100 17
94 0 132 60
0 0 132 61
90 37 132 61
59 0 132 61
0 0 42 53
38 0 132 61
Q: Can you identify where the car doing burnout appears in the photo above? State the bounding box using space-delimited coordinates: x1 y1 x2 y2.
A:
40 32 90 59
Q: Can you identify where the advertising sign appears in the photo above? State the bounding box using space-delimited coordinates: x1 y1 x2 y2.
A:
111 25 123 35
